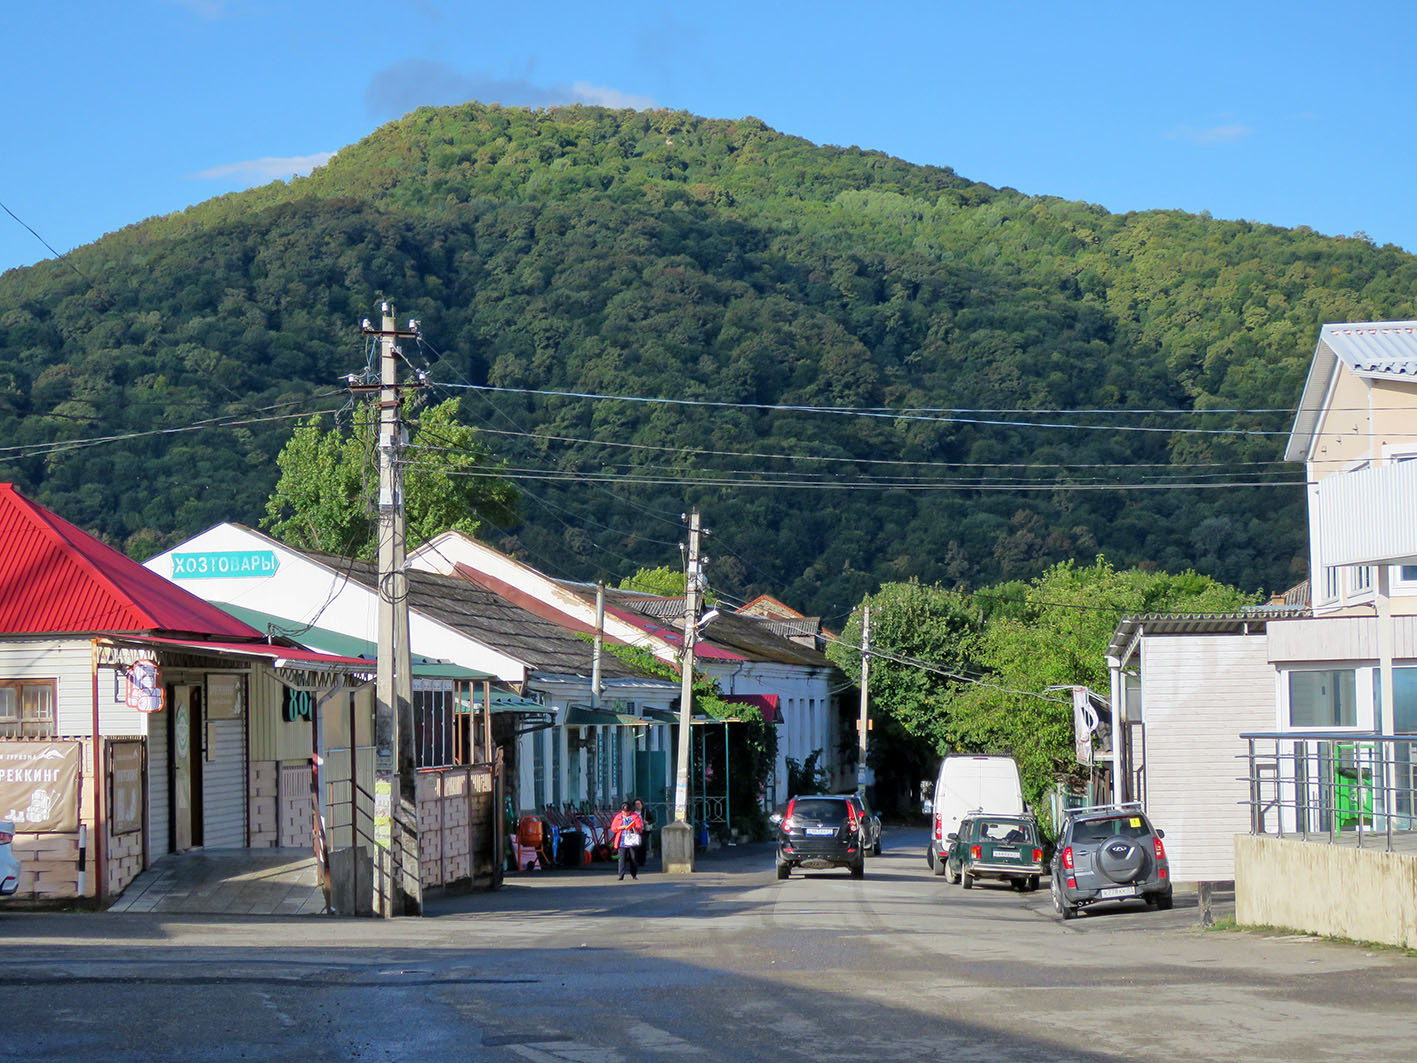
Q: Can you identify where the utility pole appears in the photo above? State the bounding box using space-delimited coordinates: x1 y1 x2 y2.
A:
360 303 422 916
663 509 702 874
858 604 871 796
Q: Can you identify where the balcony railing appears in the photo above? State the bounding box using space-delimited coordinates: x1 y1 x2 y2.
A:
1240 731 1417 851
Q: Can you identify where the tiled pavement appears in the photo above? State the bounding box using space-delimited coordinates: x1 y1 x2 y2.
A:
106 848 326 915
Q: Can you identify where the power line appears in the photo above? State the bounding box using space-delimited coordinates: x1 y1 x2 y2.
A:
0 396 345 460
398 460 1304 492
406 426 1298 472
431 381 1298 438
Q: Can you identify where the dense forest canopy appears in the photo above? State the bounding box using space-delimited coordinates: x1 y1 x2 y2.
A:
2 103 1414 618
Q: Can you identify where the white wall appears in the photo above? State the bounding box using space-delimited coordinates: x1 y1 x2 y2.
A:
704 660 834 804
146 523 529 682
1140 633 1275 881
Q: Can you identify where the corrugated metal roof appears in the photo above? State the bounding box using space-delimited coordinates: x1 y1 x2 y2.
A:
1286 320 1417 462
1107 607 1310 659
305 553 656 681
592 588 834 668
1321 320 1417 378
0 484 263 638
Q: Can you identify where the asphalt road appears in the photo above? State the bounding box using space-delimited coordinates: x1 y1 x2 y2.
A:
2 827 1414 1062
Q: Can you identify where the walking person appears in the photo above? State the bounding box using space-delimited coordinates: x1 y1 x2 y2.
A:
611 800 645 881
633 797 655 869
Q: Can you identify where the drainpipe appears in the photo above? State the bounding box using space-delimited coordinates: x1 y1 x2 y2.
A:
1107 653 1124 808
89 641 105 906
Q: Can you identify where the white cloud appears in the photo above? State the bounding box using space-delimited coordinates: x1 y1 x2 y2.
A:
190 152 336 183
1166 123 1255 146
570 82 656 110
365 60 655 120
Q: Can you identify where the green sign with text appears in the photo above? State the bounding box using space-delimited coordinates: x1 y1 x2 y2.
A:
171 550 279 580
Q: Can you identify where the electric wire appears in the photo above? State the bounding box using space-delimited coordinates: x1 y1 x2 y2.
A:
431 381 1300 438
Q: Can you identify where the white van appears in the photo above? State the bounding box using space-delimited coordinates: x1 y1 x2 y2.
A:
926 755 1024 874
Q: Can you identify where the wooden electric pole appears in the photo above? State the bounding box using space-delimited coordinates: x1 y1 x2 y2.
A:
363 302 422 916
858 604 871 795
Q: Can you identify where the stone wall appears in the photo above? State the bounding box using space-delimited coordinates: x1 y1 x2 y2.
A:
1235 833 1417 947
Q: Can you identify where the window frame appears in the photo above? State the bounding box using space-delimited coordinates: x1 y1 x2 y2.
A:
0 678 59 738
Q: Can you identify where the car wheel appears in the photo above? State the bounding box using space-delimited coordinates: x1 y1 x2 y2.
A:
873 840 882 856
850 860 865 880
1154 888 1174 910
776 861 790 881
1026 875 1039 892
1052 876 1076 920
1011 877 1029 892
932 849 947 876
961 871 973 889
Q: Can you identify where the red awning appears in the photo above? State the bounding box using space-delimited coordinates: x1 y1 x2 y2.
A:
103 635 373 671
721 693 782 724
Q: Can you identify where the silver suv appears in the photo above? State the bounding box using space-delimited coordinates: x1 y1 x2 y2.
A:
1050 804 1171 919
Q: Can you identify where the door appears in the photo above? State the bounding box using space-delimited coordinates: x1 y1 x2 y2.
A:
170 684 204 852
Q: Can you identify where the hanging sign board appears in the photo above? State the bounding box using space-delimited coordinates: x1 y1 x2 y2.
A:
0 742 82 832
126 659 164 714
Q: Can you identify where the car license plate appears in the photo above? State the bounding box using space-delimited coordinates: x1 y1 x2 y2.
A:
1098 886 1136 899
805 827 835 837
994 848 1018 859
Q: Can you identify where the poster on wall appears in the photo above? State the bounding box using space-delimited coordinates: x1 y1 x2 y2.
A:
109 741 144 836
0 741 82 832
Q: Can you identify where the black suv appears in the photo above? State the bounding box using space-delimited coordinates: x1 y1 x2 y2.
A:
1051 804 1172 919
773 795 866 880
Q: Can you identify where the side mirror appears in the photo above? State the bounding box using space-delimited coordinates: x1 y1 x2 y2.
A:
946 832 958 842
1155 828 1165 839
922 799 933 815
769 812 782 825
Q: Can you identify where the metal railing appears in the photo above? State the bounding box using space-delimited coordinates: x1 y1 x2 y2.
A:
1240 731 1417 851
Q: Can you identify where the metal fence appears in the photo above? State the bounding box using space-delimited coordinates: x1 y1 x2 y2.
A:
1240 731 1417 851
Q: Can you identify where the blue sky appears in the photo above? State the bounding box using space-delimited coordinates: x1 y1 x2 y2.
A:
5 0 1414 276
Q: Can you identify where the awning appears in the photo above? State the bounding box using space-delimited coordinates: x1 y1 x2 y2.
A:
641 707 743 725
212 602 492 679
721 693 782 724
101 635 372 671
463 690 549 715
564 706 651 727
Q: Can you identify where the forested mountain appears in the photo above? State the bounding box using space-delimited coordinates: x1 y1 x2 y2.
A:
3 104 1415 619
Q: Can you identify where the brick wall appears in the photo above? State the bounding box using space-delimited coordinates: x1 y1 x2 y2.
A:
248 760 278 847
417 766 495 889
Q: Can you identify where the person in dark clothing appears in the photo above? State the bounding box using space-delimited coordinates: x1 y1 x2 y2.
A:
633 796 654 867
611 801 645 881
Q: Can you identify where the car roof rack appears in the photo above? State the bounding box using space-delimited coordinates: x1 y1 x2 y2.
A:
1061 801 1145 819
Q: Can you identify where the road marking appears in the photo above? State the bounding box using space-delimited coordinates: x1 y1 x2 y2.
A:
625 1020 707 1054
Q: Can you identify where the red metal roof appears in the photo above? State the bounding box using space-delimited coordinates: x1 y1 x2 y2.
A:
0 484 263 638
721 693 782 724
113 636 373 671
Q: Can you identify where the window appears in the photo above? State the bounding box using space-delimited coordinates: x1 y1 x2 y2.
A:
1401 566 1417 583
1289 670 1357 728
1373 667 1417 733
1323 566 1342 603
1352 566 1374 594
0 680 57 738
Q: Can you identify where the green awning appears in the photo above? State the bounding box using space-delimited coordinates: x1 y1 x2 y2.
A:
463 691 549 715
564 706 651 727
213 601 492 679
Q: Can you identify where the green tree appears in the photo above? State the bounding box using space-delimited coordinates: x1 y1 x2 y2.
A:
948 559 1258 816
619 565 686 596
261 398 518 557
